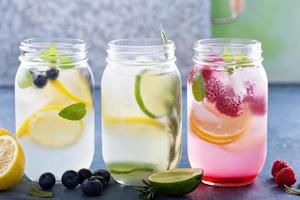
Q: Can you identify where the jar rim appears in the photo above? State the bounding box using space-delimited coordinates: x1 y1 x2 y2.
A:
194 38 261 51
106 38 176 67
19 38 88 66
108 38 174 49
20 38 86 49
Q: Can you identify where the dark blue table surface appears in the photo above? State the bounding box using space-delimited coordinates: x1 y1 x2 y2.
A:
0 85 300 200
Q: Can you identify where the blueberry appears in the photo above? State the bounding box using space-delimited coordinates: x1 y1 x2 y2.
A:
81 178 103 197
46 68 59 80
91 176 107 186
33 74 48 88
93 169 110 182
61 170 80 189
39 172 56 190
78 168 92 184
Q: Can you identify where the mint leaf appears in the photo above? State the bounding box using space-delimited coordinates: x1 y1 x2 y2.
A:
223 48 255 75
58 57 75 69
40 44 58 63
222 47 235 62
40 45 75 69
17 68 33 89
192 73 206 102
59 103 86 120
29 186 53 198
160 24 168 44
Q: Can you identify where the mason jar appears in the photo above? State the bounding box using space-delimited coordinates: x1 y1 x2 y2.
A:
102 39 182 186
16 38 94 180
187 38 267 186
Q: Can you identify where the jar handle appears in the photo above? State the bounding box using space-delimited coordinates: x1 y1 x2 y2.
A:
212 0 244 24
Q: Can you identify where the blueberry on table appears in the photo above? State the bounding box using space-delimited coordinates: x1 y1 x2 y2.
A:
81 178 103 197
93 169 110 182
78 168 92 184
61 170 80 189
46 68 59 80
92 176 107 186
39 172 56 190
33 74 48 88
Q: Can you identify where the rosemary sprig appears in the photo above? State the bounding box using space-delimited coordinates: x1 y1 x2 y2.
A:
132 179 159 200
29 186 54 198
160 24 168 44
284 185 300 195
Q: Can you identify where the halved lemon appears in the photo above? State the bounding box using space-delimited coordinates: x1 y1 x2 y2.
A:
16 105 84 148
0 131 25 190
0 128 12 136
189 102 252 144
134 70 177 118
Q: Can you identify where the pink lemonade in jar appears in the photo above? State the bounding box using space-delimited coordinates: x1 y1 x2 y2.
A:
187 39 267 186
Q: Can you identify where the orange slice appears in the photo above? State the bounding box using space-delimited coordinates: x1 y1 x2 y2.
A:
189 102 252 144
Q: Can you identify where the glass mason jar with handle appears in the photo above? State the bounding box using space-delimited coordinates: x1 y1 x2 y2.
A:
187 38 267 186
102 39 182 186
15 38 94 181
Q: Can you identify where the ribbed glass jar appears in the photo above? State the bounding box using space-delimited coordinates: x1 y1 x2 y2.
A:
16 38 94 181
102 39 182 186
187 38 267 186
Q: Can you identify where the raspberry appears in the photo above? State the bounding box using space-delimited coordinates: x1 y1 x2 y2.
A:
200 66 226 103
271 160 290 178
275 166 296 187
205 77 225 103
216 88 242 117
201 66 213 80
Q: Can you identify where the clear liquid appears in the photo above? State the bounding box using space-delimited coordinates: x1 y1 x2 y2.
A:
101 64 182 186
15 66 94 181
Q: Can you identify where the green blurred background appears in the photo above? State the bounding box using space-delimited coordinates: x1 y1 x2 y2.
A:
212 0 300 83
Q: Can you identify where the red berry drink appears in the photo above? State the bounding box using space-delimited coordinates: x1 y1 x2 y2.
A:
188 39 267 186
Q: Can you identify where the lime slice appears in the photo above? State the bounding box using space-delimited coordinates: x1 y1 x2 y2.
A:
134 70 176 118
148 168 203 196
107 162 155 174
16 105 84 148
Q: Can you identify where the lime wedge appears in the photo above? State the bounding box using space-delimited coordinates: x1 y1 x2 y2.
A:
134 70 176 118
148 168 203 196
107 162 155 174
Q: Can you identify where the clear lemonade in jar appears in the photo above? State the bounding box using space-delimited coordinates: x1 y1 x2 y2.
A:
101 38 182 186
188 39 267 186
15 38 94 180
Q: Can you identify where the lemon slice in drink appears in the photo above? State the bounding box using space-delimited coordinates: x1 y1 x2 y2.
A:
16 105 84 148
189 103 252 144
135 70 177 118
48 69 93 107
148 168 203 196
103 115 165 130
0 131 25 190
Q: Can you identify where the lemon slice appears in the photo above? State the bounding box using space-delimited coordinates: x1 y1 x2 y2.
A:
45 69 93 107
189 103 252 144
16 105 84 148
148 168 203 196
50 80 86 104
135 70 177 118
0 132 25 190
103 115 165 130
